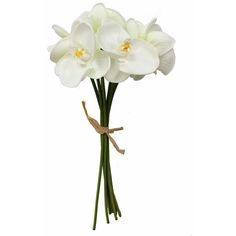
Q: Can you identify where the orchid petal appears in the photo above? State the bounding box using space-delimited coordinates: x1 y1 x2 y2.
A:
126 18 145 39
55 55 90 87
47 44 55 52
126 18 139 38
71 22 95 54
158 49 175 75
50 38 70 63
145 18 162 34
52 25 69 38
105 59 129 83
148 23 162 33
88 50 111 79
71 12 90 32
90 3 107 22
107 8 126 27
147 31 175 56
119 40 159 75
131 75 145 81
97 22 130 57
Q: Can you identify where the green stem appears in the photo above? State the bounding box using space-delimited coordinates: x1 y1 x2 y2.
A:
91 79 121 229
92 79 103 230
102 79 118 220
99 78 110 224
92 136 104 230
107 82 118 118
106 82 121 219
106 141 119 219
90 79 100 108
107 162 122 217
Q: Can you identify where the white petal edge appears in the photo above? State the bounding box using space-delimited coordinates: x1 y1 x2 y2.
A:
88 50 111 79
136 20 146 38
105 59 129 83
126 18 139 38
126 19 146 39
107 8 126 27
147 31 175 56
148 24 162 33
50 38 70 63
52 25 69 38
145 18 157 35
119 40 159 75
97 22 130 57
131 75 145 81
71 12 90 32
71 22 95 54
47 44 55 52
55 55 90 88
158 49 175 75
89 3 107 21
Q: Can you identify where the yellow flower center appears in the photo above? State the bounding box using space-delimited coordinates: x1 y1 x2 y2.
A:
121 41 131 53
74 48 85 58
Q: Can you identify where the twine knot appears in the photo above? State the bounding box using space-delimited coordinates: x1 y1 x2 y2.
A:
82 101 125 155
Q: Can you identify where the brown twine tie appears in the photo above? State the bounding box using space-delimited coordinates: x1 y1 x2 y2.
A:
82 101 125 155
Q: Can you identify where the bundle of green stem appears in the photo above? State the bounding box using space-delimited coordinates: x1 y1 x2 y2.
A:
90 77 122 230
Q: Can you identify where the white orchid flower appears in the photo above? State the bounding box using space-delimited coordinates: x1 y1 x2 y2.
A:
126 18 175 79
97 22 159 83
51 22 110 87
49 4 175 85
71 3 126 33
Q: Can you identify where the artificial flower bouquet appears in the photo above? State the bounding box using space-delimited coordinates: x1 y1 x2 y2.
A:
48 3 175 230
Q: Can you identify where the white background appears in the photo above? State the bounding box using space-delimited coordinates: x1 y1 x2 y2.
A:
0 0 235 235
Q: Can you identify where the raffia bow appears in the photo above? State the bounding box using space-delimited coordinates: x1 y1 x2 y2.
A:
82 101 125 155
